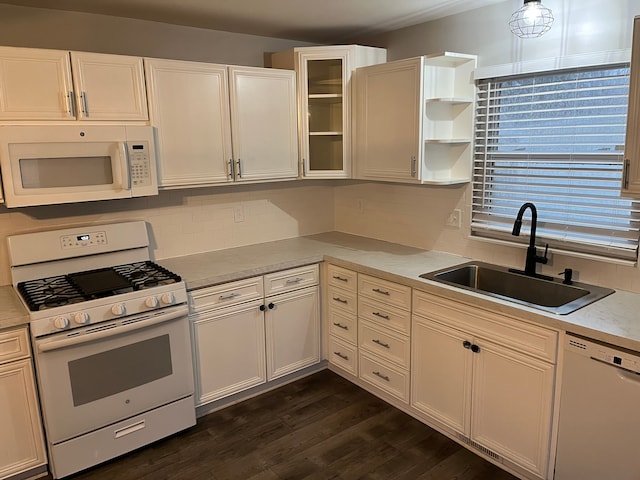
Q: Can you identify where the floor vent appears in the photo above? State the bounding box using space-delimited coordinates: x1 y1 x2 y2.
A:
456 434 502 462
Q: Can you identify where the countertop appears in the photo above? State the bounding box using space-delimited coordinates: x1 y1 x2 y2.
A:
3 231 640 352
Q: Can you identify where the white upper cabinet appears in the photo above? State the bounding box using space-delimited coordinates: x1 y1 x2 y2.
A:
228 66 298 182
0 46 147 121
70 52 148 120
146 60 299 188
271 45 386 179
623 17 640 196
145 58 232 187
354 52 477 185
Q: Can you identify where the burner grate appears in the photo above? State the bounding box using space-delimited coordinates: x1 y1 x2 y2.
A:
113 261 182 290
18 276 85 311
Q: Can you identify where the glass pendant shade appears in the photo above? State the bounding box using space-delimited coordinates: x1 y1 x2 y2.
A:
509 0 554 38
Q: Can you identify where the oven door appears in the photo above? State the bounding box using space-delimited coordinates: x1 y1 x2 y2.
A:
33 305 194 444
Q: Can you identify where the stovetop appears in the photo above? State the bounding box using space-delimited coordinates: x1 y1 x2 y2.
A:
18 261 182 312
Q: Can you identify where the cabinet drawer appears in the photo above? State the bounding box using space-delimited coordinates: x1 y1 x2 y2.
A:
359 351 409 403
264 264 319 296
327 285 357 315
359 320 410 368
189 276 263 312
359 274 411 311
327 264 357 292
0 327 30 364
328 336 358 376
358 296 410 335
413 290 558 363
328 307 357 344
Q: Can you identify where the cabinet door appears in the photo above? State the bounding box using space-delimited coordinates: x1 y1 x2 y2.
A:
265 286 320 380
0 47 73 120
0 358 47 478
71 52 148 120
411 317 471 435
623 17 640 196
470 338 554 478
191 300 266 406
228 66 298 182
355 57 423 183
145 58 232 187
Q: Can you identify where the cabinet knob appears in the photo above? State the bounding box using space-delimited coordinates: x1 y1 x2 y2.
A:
471 344 480 353
259 304 266 311
463 340 472 349
268 302 275 310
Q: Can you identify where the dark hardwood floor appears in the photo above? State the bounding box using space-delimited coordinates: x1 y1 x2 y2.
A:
52 370 518 480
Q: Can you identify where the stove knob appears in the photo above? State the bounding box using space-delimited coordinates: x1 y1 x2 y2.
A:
111 303 126 316
160 293 175 305
145 296 159 308
74 312 89 325
53 316 69 329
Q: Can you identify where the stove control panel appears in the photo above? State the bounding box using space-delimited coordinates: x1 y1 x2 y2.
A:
61 231 107 250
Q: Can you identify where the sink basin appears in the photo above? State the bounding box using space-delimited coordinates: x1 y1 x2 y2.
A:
420 261 614 315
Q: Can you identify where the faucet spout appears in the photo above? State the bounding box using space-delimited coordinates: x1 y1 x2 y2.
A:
511 202 548 276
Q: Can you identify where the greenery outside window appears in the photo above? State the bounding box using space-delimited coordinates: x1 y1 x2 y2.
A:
472 64 639 262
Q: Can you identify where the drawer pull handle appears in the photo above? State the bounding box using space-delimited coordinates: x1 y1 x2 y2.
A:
373 371 390 382
334 351 349 360
372 288 390 296
333 297 348 304
285 277 304 284
372 312 390 320
219 292 241 301
373 339 390 349
333 322 349 330
333 275 348 282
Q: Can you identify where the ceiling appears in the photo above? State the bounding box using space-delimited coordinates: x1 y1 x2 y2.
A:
0 0 507 43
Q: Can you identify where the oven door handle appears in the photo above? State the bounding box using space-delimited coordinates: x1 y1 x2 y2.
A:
37 305 188 353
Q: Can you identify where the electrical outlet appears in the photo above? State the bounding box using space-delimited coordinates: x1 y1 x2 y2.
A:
446 209 461 228
233 205 245 223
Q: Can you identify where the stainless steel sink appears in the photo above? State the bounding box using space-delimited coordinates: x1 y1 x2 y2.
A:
420 261 614 315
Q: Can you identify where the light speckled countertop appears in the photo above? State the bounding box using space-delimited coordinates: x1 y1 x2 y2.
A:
0 285 30 330
3 231 639 352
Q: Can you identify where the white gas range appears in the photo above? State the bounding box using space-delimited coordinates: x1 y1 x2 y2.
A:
8 221 196 479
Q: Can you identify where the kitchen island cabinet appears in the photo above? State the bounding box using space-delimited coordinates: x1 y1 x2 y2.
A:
0 46 147 121
0 327 46 480
145 59 298 188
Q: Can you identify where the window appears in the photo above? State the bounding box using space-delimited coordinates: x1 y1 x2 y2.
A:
473 64 640 262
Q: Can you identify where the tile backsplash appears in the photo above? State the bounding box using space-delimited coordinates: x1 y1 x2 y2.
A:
0 182 334 286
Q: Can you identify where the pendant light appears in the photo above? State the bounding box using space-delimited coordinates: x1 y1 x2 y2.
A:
509 0 554 38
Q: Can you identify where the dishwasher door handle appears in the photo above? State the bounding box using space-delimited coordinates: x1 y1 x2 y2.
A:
590 355 640 377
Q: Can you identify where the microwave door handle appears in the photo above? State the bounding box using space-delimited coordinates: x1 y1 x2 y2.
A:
117 142 131 190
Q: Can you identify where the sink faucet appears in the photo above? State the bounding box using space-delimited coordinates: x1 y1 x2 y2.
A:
511 202 548 277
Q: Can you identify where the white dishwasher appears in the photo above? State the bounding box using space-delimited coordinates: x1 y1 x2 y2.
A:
554 333 640 480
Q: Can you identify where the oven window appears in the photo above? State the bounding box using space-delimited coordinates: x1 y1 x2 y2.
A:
68 334 173 406
19 156 114 188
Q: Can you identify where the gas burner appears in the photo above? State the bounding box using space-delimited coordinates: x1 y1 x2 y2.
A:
113 261 182 290
18 276 85 312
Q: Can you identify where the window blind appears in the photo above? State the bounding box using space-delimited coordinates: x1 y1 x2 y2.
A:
472 64 640 261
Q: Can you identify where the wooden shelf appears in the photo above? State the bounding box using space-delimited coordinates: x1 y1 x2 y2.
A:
426 97 474 104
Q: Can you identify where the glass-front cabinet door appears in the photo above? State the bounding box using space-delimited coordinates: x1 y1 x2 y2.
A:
271 45 386 179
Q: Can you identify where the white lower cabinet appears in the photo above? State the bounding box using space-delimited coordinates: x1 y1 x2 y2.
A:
0 327 46 480
190 265 320 407
412 290 557 480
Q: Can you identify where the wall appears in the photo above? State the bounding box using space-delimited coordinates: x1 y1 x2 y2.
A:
337 0 640 293
0 182 334 286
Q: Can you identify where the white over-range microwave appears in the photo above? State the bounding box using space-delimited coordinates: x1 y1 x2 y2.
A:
0 125 158 208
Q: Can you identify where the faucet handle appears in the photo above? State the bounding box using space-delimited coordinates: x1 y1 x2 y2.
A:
537 243 549 264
